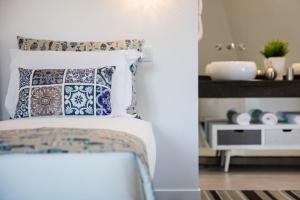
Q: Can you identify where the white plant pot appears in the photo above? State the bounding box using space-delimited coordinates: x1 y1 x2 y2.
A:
264 57 286 80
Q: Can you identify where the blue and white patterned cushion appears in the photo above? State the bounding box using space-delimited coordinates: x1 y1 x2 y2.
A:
127 63 139 117
17 36 143 117
14 66 116 118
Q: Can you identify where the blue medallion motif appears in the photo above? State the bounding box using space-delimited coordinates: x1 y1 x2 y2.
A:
14 64 117 118
64 85 94 115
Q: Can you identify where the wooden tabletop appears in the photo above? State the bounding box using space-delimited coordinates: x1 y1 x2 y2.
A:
199 76 300 98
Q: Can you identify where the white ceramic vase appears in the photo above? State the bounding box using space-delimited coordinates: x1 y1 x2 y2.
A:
292 63 300 75
264 57 286 80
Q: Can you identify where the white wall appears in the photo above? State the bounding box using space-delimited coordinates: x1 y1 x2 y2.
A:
199 0 243 121
198 0 238 74
200 0 300 71
0 0 200 198
224 0 300 68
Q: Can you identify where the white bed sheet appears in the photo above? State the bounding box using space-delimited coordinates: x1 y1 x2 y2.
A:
0 153 146 200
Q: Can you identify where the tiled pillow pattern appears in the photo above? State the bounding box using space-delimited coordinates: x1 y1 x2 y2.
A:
14 67 115 118
17 36 142 116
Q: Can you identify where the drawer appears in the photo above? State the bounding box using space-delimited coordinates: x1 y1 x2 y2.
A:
217 129 261 145
265 129 300 145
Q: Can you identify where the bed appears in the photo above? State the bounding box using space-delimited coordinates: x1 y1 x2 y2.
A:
0 117 156 200
0 37 156 200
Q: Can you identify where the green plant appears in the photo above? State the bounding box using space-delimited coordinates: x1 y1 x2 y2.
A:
260 39 289 58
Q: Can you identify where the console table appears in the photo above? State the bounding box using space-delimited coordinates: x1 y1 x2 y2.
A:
206 122 300 172
198 76 300 172
198 76 300 98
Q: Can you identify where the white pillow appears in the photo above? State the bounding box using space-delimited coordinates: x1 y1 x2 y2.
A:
6 49 141 118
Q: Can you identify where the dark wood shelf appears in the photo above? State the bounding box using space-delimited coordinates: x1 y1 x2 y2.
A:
198 76 300 98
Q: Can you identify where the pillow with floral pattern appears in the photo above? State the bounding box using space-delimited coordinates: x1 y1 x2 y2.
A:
17 36 143 117
15 66 115 118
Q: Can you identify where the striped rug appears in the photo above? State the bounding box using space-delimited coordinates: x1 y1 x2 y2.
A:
201 190 300 200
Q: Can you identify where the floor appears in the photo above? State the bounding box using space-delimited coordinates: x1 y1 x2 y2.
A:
199 165 300 191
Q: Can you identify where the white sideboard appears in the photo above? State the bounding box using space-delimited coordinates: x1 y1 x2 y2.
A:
207 122 300 172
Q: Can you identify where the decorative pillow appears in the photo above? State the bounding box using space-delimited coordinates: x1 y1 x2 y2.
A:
14 67 115 118
6 49 133 118
126 64 138 115
17 36 143 52
17 36 142 117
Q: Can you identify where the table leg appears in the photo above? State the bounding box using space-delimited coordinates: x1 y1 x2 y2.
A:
224 150 231 172
220 150 225 167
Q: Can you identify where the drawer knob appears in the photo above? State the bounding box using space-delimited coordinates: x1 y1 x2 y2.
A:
234 130 244 133
282 129 293 133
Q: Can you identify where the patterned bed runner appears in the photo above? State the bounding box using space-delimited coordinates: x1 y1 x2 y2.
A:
0 128 149 170
201 190 300 200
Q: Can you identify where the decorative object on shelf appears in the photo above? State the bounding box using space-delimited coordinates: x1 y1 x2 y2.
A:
292 63 300 75
227 110 251 125
264 60 277 80
249 109 278 125
256 69 264 76
205 61 257 80
286 66 294 81
255 68 266 79
261 39 289 80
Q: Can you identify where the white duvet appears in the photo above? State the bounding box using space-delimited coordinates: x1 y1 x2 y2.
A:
0 117 156 200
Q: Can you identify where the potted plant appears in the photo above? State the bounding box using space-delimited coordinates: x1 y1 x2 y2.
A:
261 39 289 80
